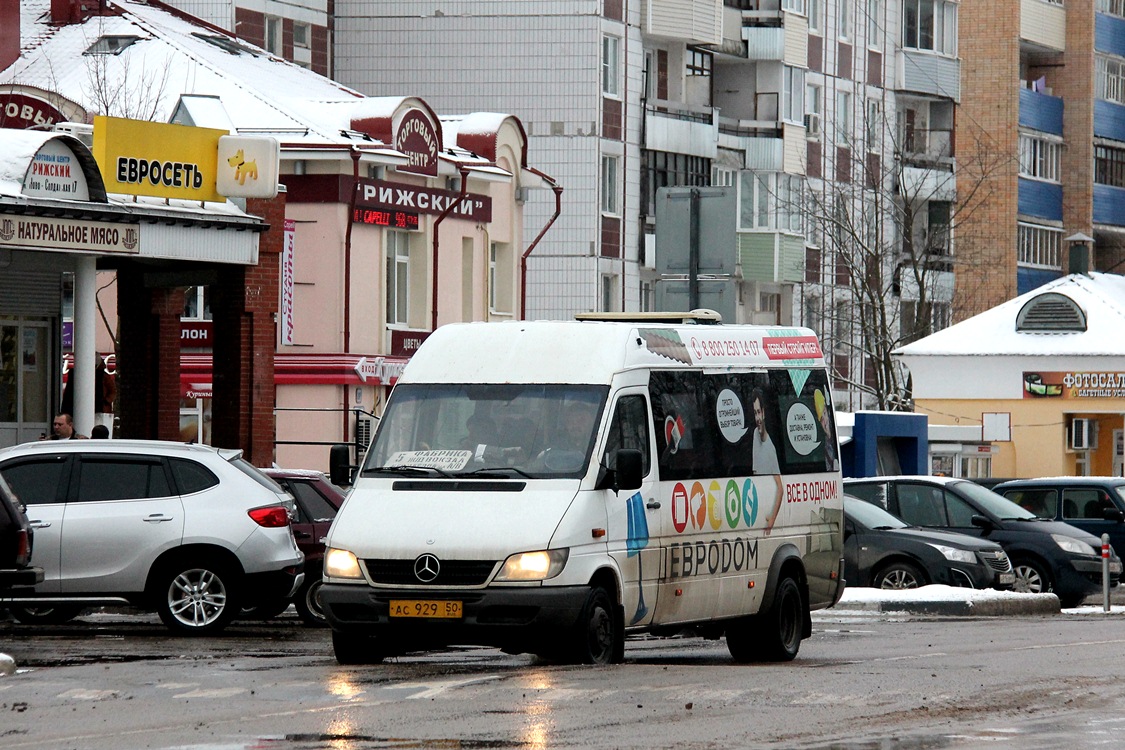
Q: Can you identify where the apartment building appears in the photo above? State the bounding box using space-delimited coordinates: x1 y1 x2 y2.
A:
164 0 332 75
956 0 1125 318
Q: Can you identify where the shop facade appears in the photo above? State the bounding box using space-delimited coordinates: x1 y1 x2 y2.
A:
0 119 278 462
895 272 1125 479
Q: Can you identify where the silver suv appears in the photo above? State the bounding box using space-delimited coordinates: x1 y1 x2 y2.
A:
0 440 304 634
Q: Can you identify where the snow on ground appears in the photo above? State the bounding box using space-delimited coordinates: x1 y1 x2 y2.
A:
834 584 1124 615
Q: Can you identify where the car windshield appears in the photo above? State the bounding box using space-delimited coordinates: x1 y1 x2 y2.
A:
845 497 908 529
954 480 1038 520
363 383 609 479
1114 486 1125 506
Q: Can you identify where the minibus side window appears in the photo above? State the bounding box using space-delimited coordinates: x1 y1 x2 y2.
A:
603 395 651 476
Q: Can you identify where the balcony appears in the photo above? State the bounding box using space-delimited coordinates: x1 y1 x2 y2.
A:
899 163 956 203
895 50 960 102
644 100 718 159
1017 178 1063 222
1019 87 1064 136
716 3 807 65
738 231 805 284
1021 0 1065 52
1094 183 1125 227
899 128 955 167
645 0 723 45
717 116 806 173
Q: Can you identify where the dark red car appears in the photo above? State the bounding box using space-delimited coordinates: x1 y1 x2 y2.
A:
262 468 345 626
0 473 43 592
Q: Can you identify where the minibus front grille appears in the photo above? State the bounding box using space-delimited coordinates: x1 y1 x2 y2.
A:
365 559 498 586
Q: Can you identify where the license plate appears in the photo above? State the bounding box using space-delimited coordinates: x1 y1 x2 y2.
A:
999 573 1015 585
389 599 463 619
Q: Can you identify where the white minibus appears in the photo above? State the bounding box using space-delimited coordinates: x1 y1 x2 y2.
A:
322 312 844 664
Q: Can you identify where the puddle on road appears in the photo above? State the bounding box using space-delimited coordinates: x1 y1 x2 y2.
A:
177 735 536 749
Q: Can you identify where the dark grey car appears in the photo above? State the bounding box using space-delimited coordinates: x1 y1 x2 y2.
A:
845 476 1122 607
994 477 1125 557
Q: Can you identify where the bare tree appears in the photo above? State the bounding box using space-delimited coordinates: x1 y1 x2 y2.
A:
799 105 1012 411
82 45 172 121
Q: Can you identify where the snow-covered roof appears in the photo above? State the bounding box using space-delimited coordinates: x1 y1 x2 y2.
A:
1 1 538 181
893 272 1125 358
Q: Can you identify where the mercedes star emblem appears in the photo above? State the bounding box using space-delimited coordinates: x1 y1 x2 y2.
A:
414 553 440 583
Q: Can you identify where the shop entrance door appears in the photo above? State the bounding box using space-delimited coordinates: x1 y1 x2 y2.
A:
1115 429 1123 477
0 319 52 447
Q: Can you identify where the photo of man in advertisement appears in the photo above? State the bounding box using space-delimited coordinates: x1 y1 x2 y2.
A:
751 386 784 534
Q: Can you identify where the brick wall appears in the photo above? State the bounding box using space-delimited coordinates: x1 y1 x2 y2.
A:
210 191 284 467
953 0 1021 320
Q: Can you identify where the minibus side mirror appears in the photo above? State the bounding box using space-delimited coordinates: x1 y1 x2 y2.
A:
613 449 643 492
329 443 355 487
1106 507 1125 523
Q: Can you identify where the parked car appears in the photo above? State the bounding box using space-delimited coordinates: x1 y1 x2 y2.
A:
0 473 43 592
844 496 1014 590
994 477 1125 557
262 468 345 626
844 476 1122 607
0 440 304 634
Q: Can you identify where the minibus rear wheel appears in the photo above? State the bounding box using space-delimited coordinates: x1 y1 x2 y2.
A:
727 575 803 663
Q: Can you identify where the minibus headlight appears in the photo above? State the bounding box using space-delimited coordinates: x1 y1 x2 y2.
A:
496 549 569 581
325 547 364 579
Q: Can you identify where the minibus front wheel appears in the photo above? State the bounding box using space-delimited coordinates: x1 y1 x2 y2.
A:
569 585 623 665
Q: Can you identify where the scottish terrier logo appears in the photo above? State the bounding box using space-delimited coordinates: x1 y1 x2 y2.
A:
226 149 258 186
0 219 13 242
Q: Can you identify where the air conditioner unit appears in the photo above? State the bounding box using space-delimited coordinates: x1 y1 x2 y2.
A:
356 416 375 449
803 113 820 138
1070 418 1092 451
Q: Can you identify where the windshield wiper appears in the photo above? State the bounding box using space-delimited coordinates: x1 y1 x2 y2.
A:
460 466 533 479
362 465 454 478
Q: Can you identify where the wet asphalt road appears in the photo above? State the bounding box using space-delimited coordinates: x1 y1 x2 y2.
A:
2 605 1125 749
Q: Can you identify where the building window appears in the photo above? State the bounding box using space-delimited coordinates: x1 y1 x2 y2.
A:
1019 134 1062 182
836 91 852 145
601 155 619 215
83 35 142 56
1017 222 1062 269
488 242 513 314
641 150 711 216
386 231 410 326
265 16 282 55
602 36 621 97
601 274 618 312
783 0 807 13
867 0 882 45
866 98 881 152
760 292 782 324
686 48 712 77
293 22 310 49
1095 143 1125 187
739 172 805 233
488 243 498 311
1097 54 1125 105
1099 0 1125 19
783 66 806 123
712 167 736 186
839 0 852 39
182 286 211 321
809 0 822 31
806 84 822 139
902 0 957 56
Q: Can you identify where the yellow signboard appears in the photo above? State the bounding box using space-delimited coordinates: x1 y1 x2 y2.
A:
92 116 225 202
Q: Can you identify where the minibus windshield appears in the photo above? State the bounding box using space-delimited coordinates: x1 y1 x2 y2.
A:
363 383 609 479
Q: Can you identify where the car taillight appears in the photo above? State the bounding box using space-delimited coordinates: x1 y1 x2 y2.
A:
16 528 30 567
248 506 291 528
